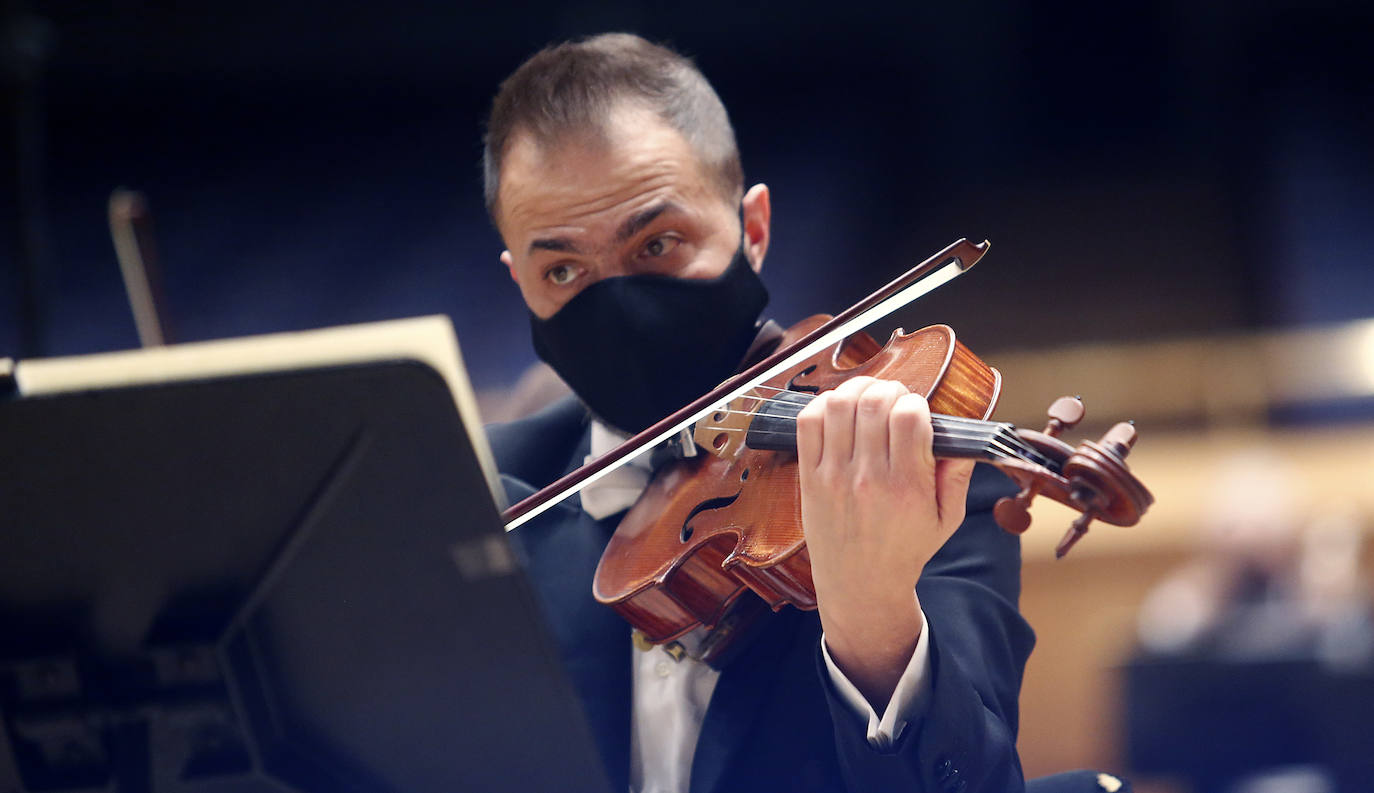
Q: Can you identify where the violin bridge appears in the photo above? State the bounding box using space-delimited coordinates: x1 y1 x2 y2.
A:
693 394 760 460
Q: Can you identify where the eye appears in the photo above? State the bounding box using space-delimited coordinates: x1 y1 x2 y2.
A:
544 263 582 286
642 235 681 258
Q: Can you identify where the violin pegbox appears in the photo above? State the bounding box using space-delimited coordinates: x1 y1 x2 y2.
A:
992 396 1083 535
992 397 1153 558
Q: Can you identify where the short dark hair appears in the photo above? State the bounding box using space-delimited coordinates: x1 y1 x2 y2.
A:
482 33 743 221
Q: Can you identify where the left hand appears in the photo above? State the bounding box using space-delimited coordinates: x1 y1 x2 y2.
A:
795 376 976 707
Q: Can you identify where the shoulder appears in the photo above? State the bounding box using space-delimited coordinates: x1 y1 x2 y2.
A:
485 395 590 488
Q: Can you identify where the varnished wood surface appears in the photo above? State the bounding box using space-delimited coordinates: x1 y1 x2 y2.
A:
594 320 1003 641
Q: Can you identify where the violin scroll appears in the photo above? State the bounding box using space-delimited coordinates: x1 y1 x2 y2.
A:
993 398 1153 557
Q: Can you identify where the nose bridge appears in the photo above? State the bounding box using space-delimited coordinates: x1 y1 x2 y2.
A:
593 244 631 280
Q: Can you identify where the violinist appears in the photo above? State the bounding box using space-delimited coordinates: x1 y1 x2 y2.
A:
483 33 1035 793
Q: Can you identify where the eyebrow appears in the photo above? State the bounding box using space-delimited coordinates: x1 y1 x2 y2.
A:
528 236 582 255
615 202 679 243
526 201 682 256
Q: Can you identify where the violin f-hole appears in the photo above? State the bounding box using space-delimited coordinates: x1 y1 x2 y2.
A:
681 491 742 542
787 365 820 393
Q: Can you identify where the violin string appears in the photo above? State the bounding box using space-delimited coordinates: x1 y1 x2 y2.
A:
716 387 1014 431
713 421 1025 461
717 435 1024 467
702 399 1056 471
708 405 1010 441
708 423 1006 445
704 424 1029 466
706 415 1016 458
706 403 1011 440
710 388 1059 464
708 402 1004 431
996 426 1056 469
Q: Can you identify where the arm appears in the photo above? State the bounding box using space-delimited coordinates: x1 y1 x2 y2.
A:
797 378 1033 791
824 467 1031 791
821 605 934 748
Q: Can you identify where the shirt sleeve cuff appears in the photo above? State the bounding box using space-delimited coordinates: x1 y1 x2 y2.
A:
820 606 933 750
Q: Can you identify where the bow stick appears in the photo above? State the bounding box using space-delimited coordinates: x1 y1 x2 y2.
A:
501 238 990 532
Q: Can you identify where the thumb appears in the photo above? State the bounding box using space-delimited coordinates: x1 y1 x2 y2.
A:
934 459 976 527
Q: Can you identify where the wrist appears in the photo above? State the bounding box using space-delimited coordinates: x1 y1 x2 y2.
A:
817 581 919 629
819 590 924 703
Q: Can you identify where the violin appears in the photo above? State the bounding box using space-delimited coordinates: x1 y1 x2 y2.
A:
592 317 1152 644
501 238 1154 647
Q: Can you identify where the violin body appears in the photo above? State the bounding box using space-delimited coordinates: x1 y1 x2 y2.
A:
591 316 1003 643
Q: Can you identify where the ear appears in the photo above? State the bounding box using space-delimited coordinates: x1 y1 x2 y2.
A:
500 250 519 284
740 183 771 272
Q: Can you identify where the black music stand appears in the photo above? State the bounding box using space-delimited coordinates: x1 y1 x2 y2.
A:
1124 651 1374 792
0 325 613 793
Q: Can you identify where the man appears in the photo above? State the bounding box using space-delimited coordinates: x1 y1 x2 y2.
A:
484 33 1034 793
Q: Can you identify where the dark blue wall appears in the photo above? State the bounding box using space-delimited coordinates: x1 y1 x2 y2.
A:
4 1 1371 391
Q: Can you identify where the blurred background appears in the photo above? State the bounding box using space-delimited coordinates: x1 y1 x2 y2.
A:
4 1 1372 791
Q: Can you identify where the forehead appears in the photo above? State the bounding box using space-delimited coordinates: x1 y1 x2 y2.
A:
495 105 721 239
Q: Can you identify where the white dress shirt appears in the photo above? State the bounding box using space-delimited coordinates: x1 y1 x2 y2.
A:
582 421 934 793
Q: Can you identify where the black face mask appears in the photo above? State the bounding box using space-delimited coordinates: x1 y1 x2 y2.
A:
529 248 769 434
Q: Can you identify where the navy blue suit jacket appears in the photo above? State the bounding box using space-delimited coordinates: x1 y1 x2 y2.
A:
489 396 1037 793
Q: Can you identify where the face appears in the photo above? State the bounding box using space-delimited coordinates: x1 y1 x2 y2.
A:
495 103 769 319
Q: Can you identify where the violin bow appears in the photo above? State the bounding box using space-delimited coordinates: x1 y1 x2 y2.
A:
501 238 990 532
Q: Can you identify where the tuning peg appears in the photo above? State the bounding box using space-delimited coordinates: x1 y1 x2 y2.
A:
994 496 1033 534
1044 396 1085 438
1100 421 1137 458
1055 511 1095 558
